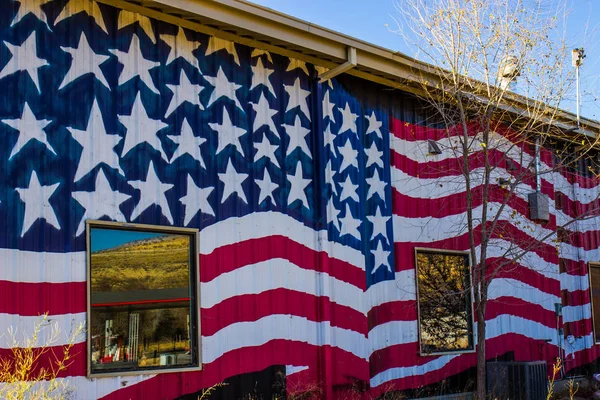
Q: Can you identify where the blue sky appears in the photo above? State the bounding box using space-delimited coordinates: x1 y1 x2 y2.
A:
91 229 165 252
249 0 600 121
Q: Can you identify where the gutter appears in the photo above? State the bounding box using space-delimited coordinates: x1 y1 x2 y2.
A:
99 0 599 136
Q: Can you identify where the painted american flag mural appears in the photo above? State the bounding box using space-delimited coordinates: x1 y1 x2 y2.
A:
1 0 600 399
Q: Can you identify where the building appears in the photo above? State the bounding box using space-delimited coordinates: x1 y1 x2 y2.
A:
1 0 600 398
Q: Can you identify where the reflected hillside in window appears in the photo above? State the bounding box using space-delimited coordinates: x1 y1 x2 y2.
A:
90 229 191 293
89 226 196 373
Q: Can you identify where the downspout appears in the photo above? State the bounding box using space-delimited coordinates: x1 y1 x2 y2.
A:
318 47 357 82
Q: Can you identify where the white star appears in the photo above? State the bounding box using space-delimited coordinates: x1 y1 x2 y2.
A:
286 58 309 75
180 175 214 225
72 169 131 235
283 115 311 159
338 204 361 240
10 0 51 28
117 9 155 43
209 108 247 157
129 161 174 224
366 169 387 201
337 138 358 172
324 158 338 196
119 93 169 161
55 0 108 34
15 171 60 237
251 93 278 136
59 31 110 90
254 135 279 166
315 66 334 88
218 160 249 204
167 117 207 167
367 206 390 244
284 77 311 119
371 240 392 274
68 99 124 182
323 124 337 155
287 160 311 208
251 58 276 97
0 31 48 93
326 196 341 231
165 69 204 117
204 66 244 112
256 168 278 205
365 111 382 138
251 48 273 63
206 36 240 65
2 102 53 160
365 141 383 169
338 103 358 135
339 174 359 203
322 90 336 123
110 33 160 94
159 27 201 68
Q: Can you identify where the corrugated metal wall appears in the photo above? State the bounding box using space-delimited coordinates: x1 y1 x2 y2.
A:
1 1 600 399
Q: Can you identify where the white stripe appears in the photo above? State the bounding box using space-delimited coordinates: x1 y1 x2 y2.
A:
370 353 458 387
201 258 365 312
0 375 155 400
286 365 309 375
369 279 560 356
0 212 365 286
201 314 369 363
390 132 552 179
560 242 600 263
366 269 416 308
0 249 86 283
200 211 365 270
371 314 589 387
563 304 592 324
393 203 554 244
390 165 535 203
0 313 86 349
561 272 589 292
488 278 560 310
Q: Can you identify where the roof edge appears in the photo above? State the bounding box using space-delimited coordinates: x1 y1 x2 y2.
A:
102 0 600 135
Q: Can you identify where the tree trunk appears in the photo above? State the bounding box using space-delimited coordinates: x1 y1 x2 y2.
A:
475 304 487 400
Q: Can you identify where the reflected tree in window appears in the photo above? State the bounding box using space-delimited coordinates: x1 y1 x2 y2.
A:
416 250 474 353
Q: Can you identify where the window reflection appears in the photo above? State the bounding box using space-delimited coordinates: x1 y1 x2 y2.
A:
416 250 474 353
590 265 600 343
89 227 196 373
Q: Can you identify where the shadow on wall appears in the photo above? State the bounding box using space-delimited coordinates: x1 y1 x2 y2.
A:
176 365 286 400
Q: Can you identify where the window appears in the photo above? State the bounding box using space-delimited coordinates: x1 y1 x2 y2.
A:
86 221 200 376
415 249 474 354
589 264 600 343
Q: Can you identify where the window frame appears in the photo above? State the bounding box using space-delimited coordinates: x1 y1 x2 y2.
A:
85 220 201 377
589 263 600 345
414 247 476 356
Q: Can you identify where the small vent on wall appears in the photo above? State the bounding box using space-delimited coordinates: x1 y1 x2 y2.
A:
428 139 442 155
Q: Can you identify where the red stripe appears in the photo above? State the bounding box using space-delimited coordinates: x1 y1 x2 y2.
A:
368 300 417 330
200 235 365 290
394 221 560 273
392 185 556 226
0 281 86 316
99 341 369 400
91 297 190 307
201 289 367 336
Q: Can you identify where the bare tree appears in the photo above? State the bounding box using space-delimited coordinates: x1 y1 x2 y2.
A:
389 0 600 398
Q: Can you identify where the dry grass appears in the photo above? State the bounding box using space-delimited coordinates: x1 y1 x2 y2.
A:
0 313 85 400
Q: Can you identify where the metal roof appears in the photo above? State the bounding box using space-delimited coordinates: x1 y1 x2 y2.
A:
99 0 600 135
